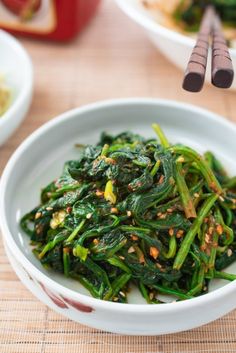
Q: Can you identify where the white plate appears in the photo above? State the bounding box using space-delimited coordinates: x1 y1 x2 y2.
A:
115 0 236 90
1 98 236 335
0 30 33 146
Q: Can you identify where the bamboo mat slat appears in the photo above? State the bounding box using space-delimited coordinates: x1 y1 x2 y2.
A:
1 0 236 352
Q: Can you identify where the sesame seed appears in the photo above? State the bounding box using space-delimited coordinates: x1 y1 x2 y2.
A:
119 291 126 298
46 207 53 211
119 256 125 260
127 210 132 217
35 212 42 220
86 213 92 219
227 249 233 257
208 226 214 235
205 233 211 244
194 193 199 198
128 246 135 254
149 292 154 300
176 230 184 238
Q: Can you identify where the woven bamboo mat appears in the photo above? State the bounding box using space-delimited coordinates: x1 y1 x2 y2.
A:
1 0 236 351
1 232 236 353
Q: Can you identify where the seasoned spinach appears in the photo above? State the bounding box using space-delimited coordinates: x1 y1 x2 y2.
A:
21 124 236 303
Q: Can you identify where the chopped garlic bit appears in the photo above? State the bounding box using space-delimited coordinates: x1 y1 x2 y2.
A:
104 180 116 204
50 210 66 229
176 156 185 163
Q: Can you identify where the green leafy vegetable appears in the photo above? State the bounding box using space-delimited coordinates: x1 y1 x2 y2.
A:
21 124 236 303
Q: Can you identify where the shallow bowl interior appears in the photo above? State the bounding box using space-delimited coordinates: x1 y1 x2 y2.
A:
2 99 236 303
0 30 33 144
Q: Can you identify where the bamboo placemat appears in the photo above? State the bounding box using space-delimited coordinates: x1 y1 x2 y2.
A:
1 0 236 352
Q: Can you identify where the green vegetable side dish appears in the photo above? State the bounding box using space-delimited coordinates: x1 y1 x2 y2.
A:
0 75 11 116
21 124 236 304
142 1 236 44
174 0 236 33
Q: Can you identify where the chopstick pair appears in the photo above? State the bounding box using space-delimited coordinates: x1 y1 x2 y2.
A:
183 6 234 92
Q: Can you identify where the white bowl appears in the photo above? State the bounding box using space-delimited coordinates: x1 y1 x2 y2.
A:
1 98 236 335
0 30 33 146
115 0 236 90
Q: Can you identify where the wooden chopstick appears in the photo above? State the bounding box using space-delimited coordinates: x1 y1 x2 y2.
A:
211 13 234 88
182 5 234 92
182 6 214 92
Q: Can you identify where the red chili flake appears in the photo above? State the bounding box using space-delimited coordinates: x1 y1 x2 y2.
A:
158 175 164 184
216 224 223 235
150 247 159 259
139 254 145 263
95 190 104 197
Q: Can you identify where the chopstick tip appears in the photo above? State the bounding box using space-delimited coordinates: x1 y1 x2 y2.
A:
212 69 234 89
182 72 204 92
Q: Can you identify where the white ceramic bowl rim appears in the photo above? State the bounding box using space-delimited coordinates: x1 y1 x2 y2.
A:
0 30 33 129
1 97 236 313
115 0 236 54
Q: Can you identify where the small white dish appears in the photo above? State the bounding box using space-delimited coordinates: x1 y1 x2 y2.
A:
0 30 33 146
1 98 236 335
115 0 236 90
